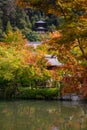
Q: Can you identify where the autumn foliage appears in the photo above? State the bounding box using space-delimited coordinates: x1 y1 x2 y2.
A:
0 0 87 98
16 0 87 98
46 30 87 98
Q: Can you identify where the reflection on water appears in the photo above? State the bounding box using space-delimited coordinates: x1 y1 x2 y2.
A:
0 100 87 130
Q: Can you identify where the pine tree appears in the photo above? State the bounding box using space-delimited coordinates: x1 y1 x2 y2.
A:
6 21 13 34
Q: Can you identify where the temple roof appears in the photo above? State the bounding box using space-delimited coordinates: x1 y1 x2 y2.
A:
27 41 42 48
45 55 62 66
27 43 62 67
36 26 46 30
35 20 46 24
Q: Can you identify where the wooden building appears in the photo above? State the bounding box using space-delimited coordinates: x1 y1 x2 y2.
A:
34 20 47 33
45 54 62 70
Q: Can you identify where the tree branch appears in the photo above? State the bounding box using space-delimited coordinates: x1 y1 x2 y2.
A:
77 38 87 60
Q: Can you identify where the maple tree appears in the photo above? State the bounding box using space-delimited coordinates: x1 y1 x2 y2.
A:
47 31 87 97
0 25 53 98
0 44 52 97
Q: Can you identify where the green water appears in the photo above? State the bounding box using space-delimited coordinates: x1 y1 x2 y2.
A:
0 100 87 130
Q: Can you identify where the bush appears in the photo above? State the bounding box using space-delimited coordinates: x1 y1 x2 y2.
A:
16 87 59 100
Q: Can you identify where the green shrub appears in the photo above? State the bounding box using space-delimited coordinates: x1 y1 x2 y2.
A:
16 87 59 100
37 88 59 99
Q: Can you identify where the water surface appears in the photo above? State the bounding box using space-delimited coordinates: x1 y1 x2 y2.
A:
0 100 87 130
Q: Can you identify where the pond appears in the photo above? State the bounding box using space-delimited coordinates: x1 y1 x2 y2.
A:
0 100 87 130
